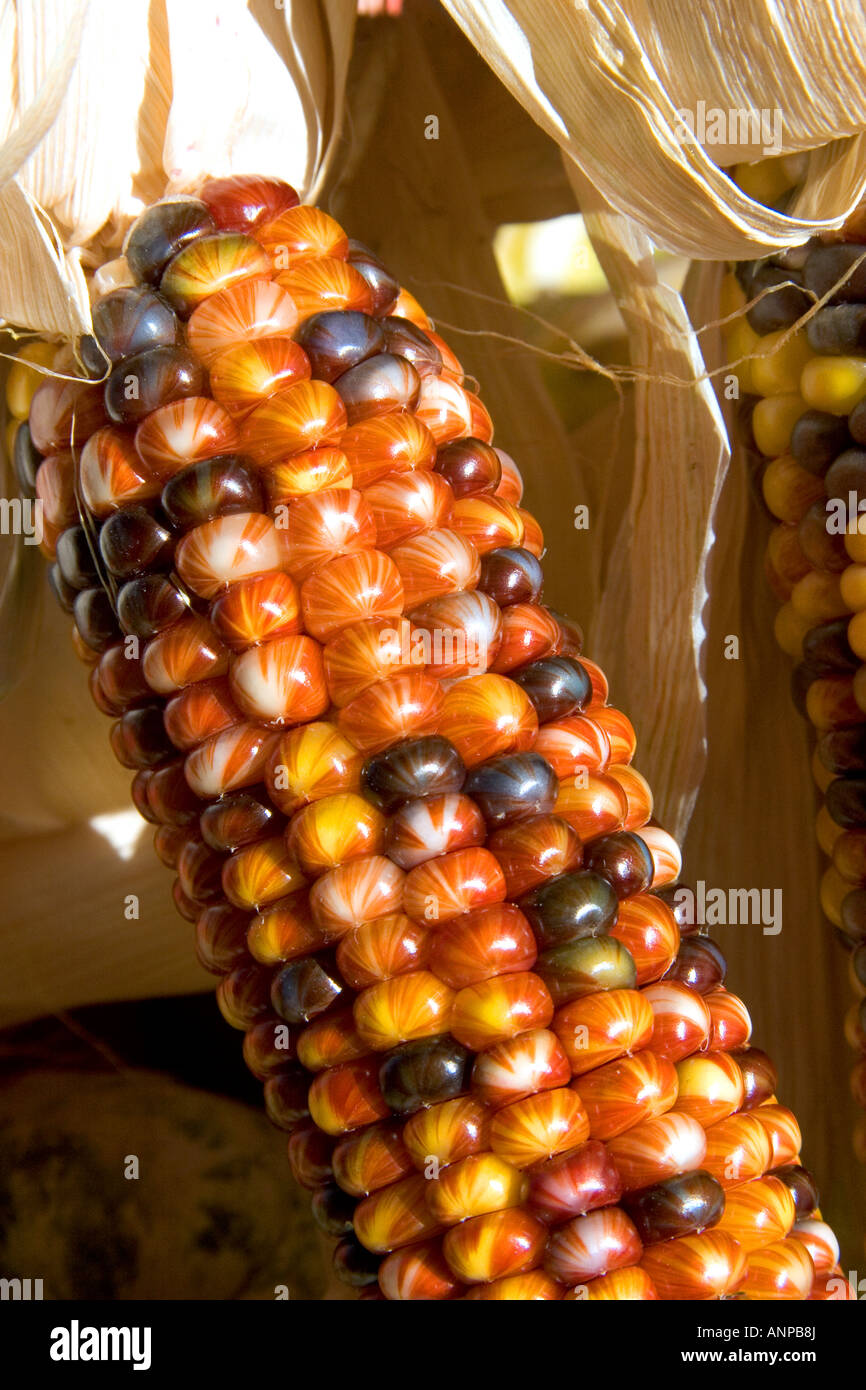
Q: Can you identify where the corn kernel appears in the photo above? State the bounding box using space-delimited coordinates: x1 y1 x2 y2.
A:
751 330 813 397
849 950 866 998
5 417 19 462
845 528 866 563
724 317 759 395
719 272 747 323
773 602 811 659
752 393 806 457
391 287 430 329
52 342 76 373
847 1008 866 1056
6 180 846 1301
91 255 136 299
801 356 866 415
833 829 866 886
817 804 844 858
766 523 810 599
790 570 846 624
761 454 825 523
734 156 800 205
5 339 55 419
812 745 835 794
849 611 866 661
845 1005 866 1053
840 563 866 611
806 675 860 730
820 865 849 927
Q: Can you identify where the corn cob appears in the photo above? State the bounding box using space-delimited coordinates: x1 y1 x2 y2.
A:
722 186 866 1196
6 174 850 1300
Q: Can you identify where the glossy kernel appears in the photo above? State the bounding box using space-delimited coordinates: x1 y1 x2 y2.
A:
426 1153 528 1226
449 971 554 1050
442 1208 547 1284
354 972 456 1051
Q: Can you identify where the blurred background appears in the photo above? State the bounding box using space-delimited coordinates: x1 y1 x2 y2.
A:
0 0 860 1296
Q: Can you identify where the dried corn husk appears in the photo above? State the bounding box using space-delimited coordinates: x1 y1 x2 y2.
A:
0 0 357 340
439 0 866 831
443 0 866 258
568 166 730 836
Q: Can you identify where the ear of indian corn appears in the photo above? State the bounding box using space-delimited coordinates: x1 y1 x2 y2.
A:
7 173 850 1300
722 189 866 1207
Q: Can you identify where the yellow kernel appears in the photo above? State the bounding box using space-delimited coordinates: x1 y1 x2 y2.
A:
790 570 846 624
5 339 55 419
833 830 866 886
845 1004 866 1052
840 563 866 611
845 528 866 563
806 675 860 731
773 602 811 659
751 329 813 397
91 255 136 299
734 156 800 205
425 1153 528 1224
766 522 810 594
801 356 866 415
761 454 825 523
5 417 19 462
719 272 747 324
820 865 850 927
52 342 76 373
849 611 866 661
752 393 806 457
724 317 759 394
71 624 101 667
817 804 844 858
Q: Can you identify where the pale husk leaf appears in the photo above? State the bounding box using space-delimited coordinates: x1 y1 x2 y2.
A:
567 162 730 838
443 0 866 257
0 0 356 339
0 181 90 340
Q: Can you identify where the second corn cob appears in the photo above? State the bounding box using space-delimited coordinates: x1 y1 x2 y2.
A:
8 173 850 1299
721 183 866 1191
